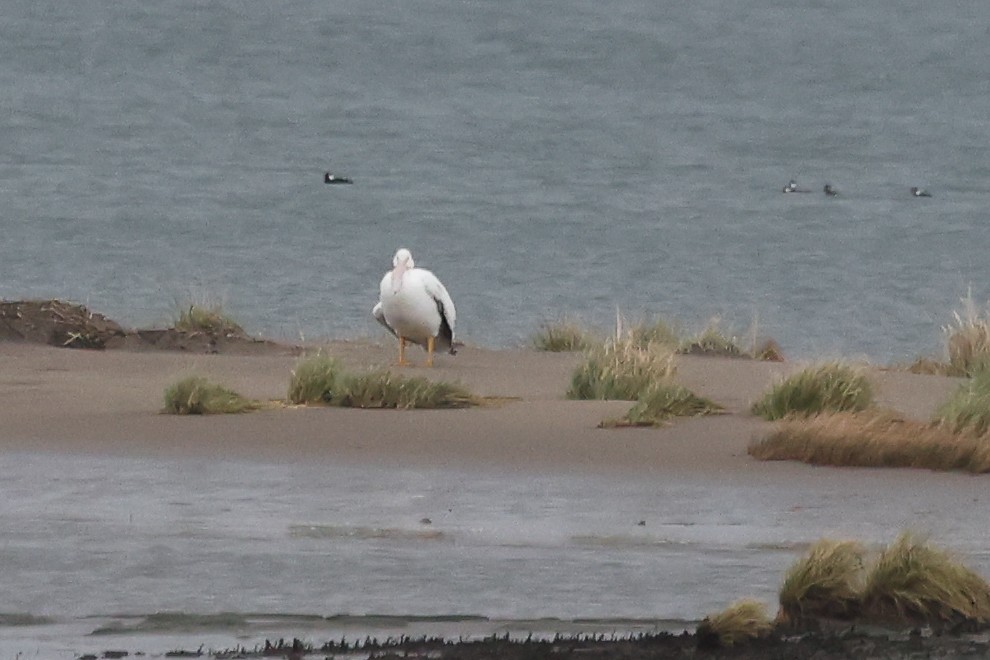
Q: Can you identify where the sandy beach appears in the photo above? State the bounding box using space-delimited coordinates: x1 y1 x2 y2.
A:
0 335 963 476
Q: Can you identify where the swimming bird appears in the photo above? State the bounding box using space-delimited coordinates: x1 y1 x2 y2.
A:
910 186 932 197
324 171 353 184
823 184 838 196
782 179 810 193
372 248 457 367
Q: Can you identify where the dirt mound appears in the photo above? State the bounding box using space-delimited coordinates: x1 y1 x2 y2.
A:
0 300 298 355
0 300 126 348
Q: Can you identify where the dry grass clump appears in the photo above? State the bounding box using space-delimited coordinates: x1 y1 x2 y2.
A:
288 353 478 409
748 411 990 473
695 599 773 649
751 362 873 420
679 319 743 357
777 540 865 627
862 532 990 627
626 319 681 351
530 319 599 352
944 293 990 377
173 303 244 336
602 381 721 427
567 337 676 401
287 353 345 404
163 376 261 414
934 369 990 436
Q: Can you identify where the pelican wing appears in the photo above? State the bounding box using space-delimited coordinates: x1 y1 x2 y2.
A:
371 301 397 338
421 270 457 353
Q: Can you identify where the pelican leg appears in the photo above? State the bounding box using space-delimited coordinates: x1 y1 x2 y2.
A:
398 336 410 366
425 336 435 367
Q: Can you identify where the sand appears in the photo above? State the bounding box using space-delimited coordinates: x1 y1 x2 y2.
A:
0 336 963 476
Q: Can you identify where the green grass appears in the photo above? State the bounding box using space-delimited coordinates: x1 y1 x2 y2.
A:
751 362 873 420
862 532 990 626
602 381 722 427
567 337 676 401
163 376 261 414
934 368 990 436
679 319 743 357
777 539 865 627
328 370 478 409
695 599 773 648
288 353 478 409
173 302 244 336
749 411 990 473
287 353 345 404
530 319 599 352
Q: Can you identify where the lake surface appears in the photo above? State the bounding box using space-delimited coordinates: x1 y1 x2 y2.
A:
2 0 990 362
3 0 990 656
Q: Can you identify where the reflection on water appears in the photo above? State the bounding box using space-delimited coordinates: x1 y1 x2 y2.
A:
1 451 988 656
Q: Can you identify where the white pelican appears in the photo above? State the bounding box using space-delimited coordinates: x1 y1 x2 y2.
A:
372 248 457 367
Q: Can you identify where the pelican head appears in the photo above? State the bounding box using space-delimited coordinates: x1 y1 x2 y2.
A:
391 248 414 293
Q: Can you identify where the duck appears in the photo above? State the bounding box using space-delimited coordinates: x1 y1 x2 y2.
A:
910 186 932 197
823 184 838 196
782 179 810 193
324 171 353 184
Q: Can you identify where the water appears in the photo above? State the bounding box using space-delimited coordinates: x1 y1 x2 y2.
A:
2 1 990 362
2 452 989 657
4 0 990 655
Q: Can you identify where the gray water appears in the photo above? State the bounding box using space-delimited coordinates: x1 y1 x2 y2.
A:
2 451 990 658
3 0 990 361
4 0 990 656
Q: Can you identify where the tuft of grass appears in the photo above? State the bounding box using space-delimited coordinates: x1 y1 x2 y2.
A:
696 599 773 649
163 376 260 414
751 362 873 420
287 353 345 404
531 319 599 352
934 369 990 436
626 319 681 351
749 411 990 473
288 352 478 409
173 303 244 336
944 292 990 377
567 337 676 401
777 540 865 627
862 532 990 626
328 370 478 409
603 381 722 427
679 319 743 357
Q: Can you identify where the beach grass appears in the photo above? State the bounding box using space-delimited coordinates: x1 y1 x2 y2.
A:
933 368 990 436
679 319 743 357
751 362 873 420
748 411 990 473
777 539 865 627
862 532 990 626
602 381 722 427
696 599 773 648
287 353 345 404
163 376 261 414
567 336 676 401
173 302 244 336
327 370 478 409
944 292 990 377
288 353 478 409
530 318 599 352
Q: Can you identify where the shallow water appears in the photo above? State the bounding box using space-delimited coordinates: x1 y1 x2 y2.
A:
2 451 989 657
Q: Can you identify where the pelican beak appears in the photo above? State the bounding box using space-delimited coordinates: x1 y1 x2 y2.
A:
391 260 407 293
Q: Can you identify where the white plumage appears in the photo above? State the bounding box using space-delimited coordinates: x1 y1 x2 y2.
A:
372 248 457 366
